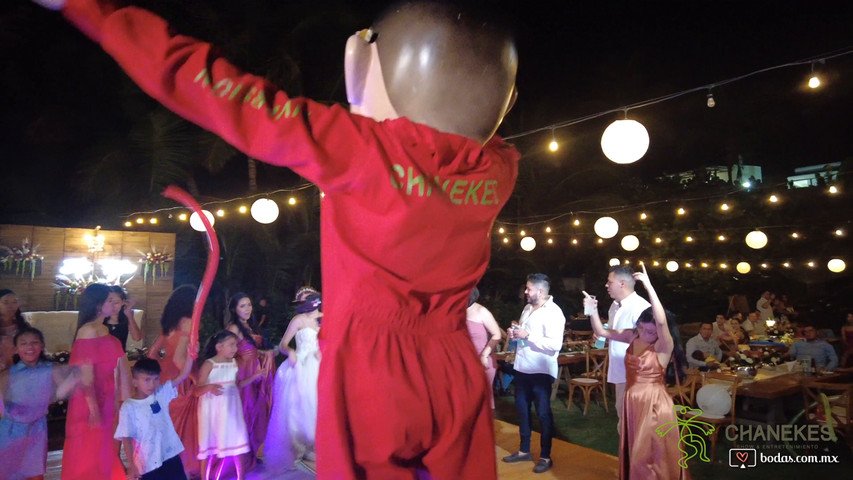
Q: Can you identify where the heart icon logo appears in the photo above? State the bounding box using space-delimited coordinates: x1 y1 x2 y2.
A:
736 451 749 463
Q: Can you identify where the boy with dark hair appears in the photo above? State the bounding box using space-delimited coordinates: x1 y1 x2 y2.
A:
116 347 195 479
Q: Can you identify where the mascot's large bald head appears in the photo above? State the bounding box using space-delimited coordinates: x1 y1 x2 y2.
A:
345 1 517 144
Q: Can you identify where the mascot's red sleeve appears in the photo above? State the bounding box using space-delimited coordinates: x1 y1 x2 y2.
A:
63 1 519 478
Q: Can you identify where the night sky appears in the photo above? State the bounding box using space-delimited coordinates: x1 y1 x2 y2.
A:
2 0 852 227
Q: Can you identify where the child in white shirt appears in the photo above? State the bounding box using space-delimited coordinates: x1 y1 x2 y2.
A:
115 345 194 479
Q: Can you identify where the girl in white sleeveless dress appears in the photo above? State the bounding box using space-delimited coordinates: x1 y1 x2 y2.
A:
197 330 260 480
265 294 321 470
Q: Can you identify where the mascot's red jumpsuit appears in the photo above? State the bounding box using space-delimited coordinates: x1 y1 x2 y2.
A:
60 1 519 478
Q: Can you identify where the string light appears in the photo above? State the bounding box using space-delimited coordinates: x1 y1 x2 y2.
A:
548 129 559 152
677 207 686 215
124 221 132 227
717 234 726 241
706 89 716 108
136 218 143 224
829 185 838 194
502 237 509 244
655 237 662 244
520 230 526 236
547 238 554 244
215 209 225 217
791 232 800 239
685 236 694 242
178 213 187 221
545 226 552 233
149 218 157 224
808 61 822 89
639 212 647 220
238 205 248 213
571 239 578 245
288 197 297 205
498 227 505 234
573 219 581 227
768 194 779 203
504 50 851 146
835 229 844 236
720 203 729 211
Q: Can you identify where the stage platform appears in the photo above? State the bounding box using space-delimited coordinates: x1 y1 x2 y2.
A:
45 419 618 479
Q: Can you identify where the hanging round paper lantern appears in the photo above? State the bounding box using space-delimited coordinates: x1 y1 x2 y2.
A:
520 236 536 251
736 262 751 274
251 198 280 224
620 234 639 251
594 217 619 239
600 119 649 164
744 230 768 249
828 258 846 273
665 261 679 272
609 258 621 267
189 210 215 232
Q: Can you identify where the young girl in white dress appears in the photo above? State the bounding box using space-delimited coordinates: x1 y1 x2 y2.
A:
265 293 322 470
197 330 260 480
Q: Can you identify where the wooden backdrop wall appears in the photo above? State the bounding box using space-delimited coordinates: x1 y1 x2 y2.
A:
0 224 175 346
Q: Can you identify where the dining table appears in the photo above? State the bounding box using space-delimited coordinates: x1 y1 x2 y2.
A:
736 368 845 425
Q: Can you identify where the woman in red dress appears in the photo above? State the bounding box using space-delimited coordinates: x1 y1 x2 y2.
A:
61 283 129 480
225 293 275 464
148 284 201 477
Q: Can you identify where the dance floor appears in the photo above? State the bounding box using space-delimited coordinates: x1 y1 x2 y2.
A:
44 420 617 479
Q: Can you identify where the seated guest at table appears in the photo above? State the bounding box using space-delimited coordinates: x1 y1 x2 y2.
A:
719 319 749 354
711 314 728 342
686 322 722 369
743 311 765 336
786 323 839 371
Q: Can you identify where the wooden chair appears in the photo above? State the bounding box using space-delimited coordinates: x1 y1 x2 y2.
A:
802 378 853 443
689 372 741 462
568 348 609 415
668 368 701 407
568 329 595 342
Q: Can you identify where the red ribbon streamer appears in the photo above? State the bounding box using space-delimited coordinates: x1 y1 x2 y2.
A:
161 186 220 359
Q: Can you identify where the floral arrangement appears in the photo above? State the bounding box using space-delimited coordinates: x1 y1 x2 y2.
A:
139 246 172 284
52 275 96 310
0 238 44 280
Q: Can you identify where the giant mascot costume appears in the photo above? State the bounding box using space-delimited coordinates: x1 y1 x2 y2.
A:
36 0 519 478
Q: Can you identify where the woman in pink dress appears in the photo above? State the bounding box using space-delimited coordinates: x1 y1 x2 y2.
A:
148 284 201 477
61 283 130 480
226 293 275 464
585 266 688 480
465 287 502 409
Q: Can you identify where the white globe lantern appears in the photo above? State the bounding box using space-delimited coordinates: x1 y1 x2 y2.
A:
600 119 649 164
696 384 732 419
665 261 679 272
736 262 751 274
251 198 280 224
620 234 640 251
609 258 621 267
828 258 846 273
189 210 215 232
745 230 768 249
594 217 619 239
520 236 536 251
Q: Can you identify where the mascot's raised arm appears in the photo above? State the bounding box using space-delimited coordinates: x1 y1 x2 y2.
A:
35 0 520 477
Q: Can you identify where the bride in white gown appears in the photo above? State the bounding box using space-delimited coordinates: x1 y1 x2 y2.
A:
265 293 321 470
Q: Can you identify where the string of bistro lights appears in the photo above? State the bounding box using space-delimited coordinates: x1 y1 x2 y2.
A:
493 181 850 274
121 47 853 273
122 184 318 230
505 45 853 162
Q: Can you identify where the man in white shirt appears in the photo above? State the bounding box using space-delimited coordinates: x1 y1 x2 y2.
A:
605 265 651 431
502 273 566 474
756 291 773 322
686 322 723 369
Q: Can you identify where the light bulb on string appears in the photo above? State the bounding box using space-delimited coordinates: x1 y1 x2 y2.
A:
251 198 280 224
548 129 558 152
828 259 846 273
808 60 823 89
189 210 215 232
520 236 536 251
706 89 716 108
